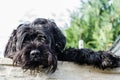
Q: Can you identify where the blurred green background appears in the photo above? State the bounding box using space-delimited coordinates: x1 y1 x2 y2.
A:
64 0 120 50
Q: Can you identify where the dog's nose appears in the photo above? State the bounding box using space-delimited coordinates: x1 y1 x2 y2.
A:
30 50 40 57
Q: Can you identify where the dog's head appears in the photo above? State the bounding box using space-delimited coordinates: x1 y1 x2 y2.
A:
13 18 57 73
14 42 57 73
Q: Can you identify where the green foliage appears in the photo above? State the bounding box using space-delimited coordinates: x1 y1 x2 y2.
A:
65 0 120 50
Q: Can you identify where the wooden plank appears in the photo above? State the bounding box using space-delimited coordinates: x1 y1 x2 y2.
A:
0 57 120 80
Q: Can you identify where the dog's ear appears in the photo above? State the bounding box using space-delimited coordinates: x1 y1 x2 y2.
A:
16 24 31 50
4 23 31 58
51 21 66 51
4 29 17 58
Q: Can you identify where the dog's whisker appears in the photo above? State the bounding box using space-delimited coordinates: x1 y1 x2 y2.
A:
48 53 52 65
23 64 33 72
49 55 57 73
46 65 52 73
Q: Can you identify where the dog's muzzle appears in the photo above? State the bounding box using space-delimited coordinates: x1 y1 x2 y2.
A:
21 49 57 73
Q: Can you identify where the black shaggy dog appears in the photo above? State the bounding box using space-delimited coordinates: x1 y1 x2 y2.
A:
4 18 120 73
4 18 66 73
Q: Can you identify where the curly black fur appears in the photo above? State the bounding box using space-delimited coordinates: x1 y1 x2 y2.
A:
4 18 66 73
4 18 120 73
58 47 120 70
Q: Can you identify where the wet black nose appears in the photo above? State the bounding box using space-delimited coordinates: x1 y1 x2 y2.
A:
30 50 40 57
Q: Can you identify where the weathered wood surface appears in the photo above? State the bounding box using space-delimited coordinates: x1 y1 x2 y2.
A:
0 57 120 80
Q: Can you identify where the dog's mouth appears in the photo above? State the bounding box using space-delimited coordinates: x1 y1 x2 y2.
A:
13 50 57 73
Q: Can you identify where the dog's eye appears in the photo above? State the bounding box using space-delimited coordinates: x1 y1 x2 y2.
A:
37 35 46 42
25 49 31 55
42 52 48 58
41 37 46 42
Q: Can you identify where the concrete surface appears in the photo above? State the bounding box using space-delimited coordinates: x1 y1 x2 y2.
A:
0 57 120 80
